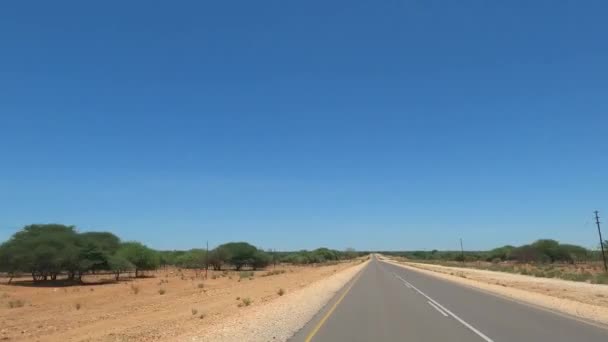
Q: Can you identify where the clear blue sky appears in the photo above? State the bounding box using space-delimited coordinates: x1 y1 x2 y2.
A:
1 1 607 251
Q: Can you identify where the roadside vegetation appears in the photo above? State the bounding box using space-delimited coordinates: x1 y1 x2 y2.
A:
382 239 608 284
0 224 363 285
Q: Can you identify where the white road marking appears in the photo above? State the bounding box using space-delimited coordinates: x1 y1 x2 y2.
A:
428 301 449 317
394 272 494 342
393 273 413 288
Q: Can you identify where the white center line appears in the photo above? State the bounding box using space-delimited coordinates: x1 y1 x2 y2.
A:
428 301 449 317
394 273 413 289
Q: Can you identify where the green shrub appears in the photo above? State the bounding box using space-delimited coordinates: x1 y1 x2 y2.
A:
561 272 593 282
593 273 608 284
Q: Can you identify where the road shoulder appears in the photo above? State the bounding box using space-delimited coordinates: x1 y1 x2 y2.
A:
182 260 369 342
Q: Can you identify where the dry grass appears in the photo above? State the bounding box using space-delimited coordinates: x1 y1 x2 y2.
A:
237 297 253 307
262 270 286 277
239 271 254 279
130 284 140 295
404 259 608 284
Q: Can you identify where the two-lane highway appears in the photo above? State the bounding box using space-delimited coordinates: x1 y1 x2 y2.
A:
291 256 608 342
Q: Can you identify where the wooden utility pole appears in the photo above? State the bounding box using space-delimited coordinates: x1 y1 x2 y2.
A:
460 238 465 265
205 240 209 279
594 211 608 272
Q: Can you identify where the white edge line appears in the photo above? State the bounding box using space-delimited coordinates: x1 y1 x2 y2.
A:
428 301 449 317
398 275 494 342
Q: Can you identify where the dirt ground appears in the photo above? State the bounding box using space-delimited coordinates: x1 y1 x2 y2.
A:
0 262 359 342
382 257 608 326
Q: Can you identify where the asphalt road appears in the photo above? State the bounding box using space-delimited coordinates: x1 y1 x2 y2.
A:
290 256 608 342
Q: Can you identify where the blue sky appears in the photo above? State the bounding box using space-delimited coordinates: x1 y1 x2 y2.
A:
1 1 607 251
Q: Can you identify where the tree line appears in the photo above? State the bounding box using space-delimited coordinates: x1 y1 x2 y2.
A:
0 224 361 283
381 239 608 264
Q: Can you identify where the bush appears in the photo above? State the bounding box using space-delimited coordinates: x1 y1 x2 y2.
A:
593 273 608 284
277 288 285 296
262 270 286 277
158 288 166 295
191 308 198 315
130 284 140 295
197 283 204 288
561 272 593 282
238 297 252 307
8 299 25 308
239 271 254 279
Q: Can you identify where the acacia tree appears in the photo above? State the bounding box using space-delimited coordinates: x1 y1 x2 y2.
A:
116 242 159 277
218 242 257 270
0 224 82 281
80 232 121 255
251 250 271 270
175 249 206 269
0 242 19 284
108 255 134 280
208 246 229 270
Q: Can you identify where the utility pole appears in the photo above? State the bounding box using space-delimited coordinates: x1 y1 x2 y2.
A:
594 211 608 272
460 238 465 265
205 240 209 279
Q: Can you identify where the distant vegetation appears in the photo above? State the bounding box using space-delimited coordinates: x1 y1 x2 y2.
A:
381 239 608 264
0 224 363 284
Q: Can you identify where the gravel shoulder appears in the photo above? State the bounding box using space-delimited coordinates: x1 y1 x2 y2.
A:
381 257 608 326
181 260 369 342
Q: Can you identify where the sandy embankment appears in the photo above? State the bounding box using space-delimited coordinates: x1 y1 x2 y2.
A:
184 260 369 342
383 258 608 326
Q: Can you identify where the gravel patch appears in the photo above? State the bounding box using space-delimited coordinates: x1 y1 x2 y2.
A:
187 261 368 342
